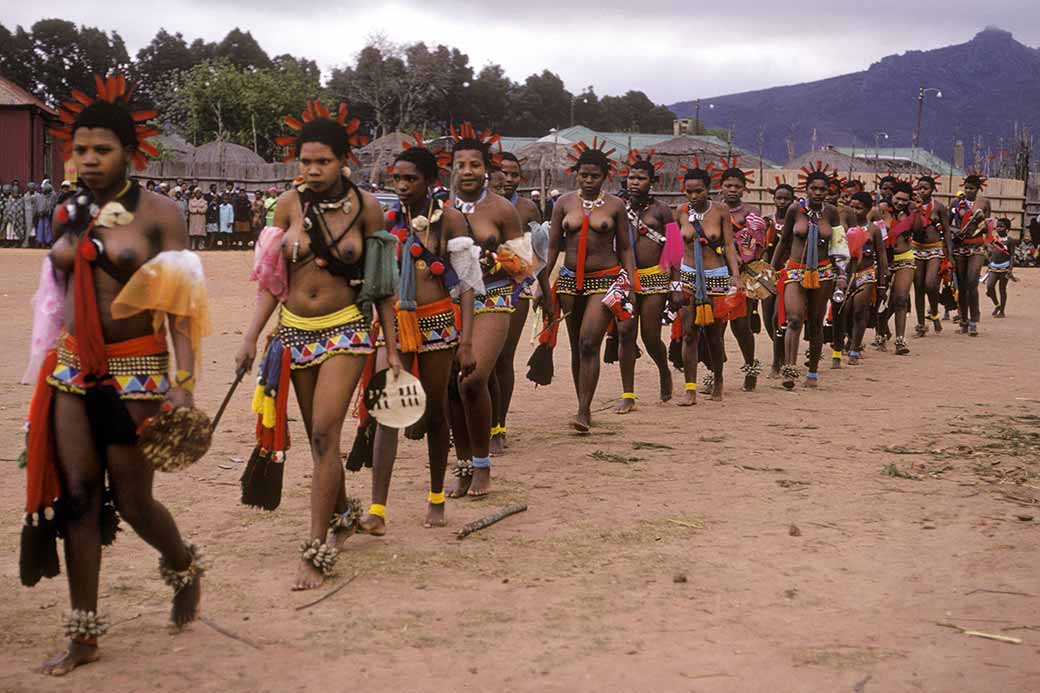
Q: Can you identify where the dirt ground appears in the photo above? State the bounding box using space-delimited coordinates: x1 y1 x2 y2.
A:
0 249 1038 692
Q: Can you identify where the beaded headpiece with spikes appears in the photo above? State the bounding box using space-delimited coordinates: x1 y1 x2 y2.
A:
567 137 618 177
716 155 756 184
619 148 665 179
448 122 503 169
50 74 159 171
679 156 721 189
275 100 367 164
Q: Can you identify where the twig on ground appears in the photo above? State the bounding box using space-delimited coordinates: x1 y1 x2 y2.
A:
964 589 1036 598
200 616 262 650
294 572 359 611
666 518 705 529
936 622 1023 644
456 504 528 540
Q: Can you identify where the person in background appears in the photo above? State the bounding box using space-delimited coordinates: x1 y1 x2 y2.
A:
232 187 252 249
251 189 266 237
205 187 222 249
172 186 189 224
188 187 207 250
23 182 37 248
265 187 278 226
219 191 234 248
206 183 218 201
985 218 1014 318
530 189 542 218
0 185 13 246
37 180 58 247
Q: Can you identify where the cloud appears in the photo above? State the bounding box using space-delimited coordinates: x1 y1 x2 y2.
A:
4 2 1038 104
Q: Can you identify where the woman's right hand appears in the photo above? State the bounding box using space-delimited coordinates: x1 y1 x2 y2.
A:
235 340 257 373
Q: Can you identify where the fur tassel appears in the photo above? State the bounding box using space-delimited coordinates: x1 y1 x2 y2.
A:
603 333 618 364
396 309 423 353
19 513 60 587
526 343 554 386
99 489 121 546
668 338 684 371
345 419 376 472
695 302 714 327
240 447 283 510
404 415 427 441
801 269 820 290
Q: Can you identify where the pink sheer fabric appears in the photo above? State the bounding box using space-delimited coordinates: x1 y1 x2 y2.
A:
735 212 767 263
251 226 288 302
21 257 66 385
659 222 683 272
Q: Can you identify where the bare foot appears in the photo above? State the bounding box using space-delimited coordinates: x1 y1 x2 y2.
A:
659 370 673 402
356 513 385 537
614 397 635 414
679 389 697 406
468 468 492 497
571 413 591 433
710 378 723 402
292 559 325 591
40 640 99 676
171 574 202 628
742 375 757 391
489 433 505 457
804 375 819 389
767 366 780 379
831 357 842 369
448 459 474 498
424 502 447 528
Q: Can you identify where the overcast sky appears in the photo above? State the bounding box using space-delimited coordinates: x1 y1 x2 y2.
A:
4 3 1037 104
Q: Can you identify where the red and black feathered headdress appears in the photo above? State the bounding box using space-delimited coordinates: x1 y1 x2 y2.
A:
798 160 839 191
619 148 664 179
448 122 503 168
385 132 452 174
275 100 367 164
49 74 159 171
567 137 619 177
961 169 988 190
716 155 756 184
873 169 911 188
679 156 721 189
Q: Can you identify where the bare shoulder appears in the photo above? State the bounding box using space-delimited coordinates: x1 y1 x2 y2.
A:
516 196 539 217
139 188 180 218
605 193 626 212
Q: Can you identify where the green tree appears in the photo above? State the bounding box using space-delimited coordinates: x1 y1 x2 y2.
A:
0 23 38 96
134 29 197 108
506 70 570 135
25 19 131 105
159 58 319 159
216 28 271 70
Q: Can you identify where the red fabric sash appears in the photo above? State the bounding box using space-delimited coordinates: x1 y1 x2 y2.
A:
25 351 60 514
575 211 591 290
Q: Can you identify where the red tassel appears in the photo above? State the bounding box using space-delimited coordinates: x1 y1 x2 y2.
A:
72 236 107 377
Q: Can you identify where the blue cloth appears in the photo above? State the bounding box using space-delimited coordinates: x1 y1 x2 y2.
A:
990 260 1011 270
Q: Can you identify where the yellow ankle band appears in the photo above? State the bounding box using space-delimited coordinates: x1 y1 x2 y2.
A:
685 382 697 391
832 350 842 359
428 491 445 505
367 504 386 519
621 392 636 400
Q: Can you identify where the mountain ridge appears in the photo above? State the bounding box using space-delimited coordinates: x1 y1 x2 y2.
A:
670 28 1040 167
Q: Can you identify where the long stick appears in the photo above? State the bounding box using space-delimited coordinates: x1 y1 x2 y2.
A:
200 616 262 650
294 572 359 611
211 367 247 430
456 504 528 540
533 312 571 341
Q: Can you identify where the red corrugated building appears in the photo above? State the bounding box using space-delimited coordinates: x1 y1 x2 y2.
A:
0 75 63 186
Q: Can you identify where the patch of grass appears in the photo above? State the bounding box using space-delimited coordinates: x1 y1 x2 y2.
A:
882 463 921 480
632 441 673 450
589 450 642 464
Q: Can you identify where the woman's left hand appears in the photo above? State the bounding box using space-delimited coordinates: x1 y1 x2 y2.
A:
165 386 194 410
387 350 403 379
